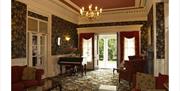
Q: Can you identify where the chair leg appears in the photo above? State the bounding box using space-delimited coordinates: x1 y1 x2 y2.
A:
113 68 115 74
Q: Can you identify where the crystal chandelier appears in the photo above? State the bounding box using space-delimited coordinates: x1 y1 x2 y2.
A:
80 4 102 20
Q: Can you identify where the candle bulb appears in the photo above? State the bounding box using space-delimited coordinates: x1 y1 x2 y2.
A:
89 4 92 10
80 9 83 15
97 12 99 16
82 7 84 11
95 6 97 11
100 8 102 13
86 12 89 16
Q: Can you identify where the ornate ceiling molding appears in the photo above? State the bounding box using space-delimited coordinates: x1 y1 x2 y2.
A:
57 0 147 13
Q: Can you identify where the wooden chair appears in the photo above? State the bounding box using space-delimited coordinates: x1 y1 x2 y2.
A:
118 56 146 85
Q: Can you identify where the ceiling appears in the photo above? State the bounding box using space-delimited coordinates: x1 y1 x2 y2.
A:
58 0 146 12
70 0 135 9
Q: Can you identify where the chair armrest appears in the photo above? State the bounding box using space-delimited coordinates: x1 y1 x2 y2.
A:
36 69 44 81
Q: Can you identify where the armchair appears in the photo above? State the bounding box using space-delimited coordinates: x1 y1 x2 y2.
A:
131 72 168 91
118 56 146 85
12 66 44 91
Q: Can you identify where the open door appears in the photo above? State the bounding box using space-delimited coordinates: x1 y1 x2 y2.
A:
79 33 94 70
94 34 99 69
98 34 117 69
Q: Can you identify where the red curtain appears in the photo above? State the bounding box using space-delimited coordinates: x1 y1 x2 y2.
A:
79 33 94 55
120 31 140 63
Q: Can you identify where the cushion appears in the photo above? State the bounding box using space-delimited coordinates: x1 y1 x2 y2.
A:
156 73 168 89
36 69 44 81
22 67 36 80
136 72 155 89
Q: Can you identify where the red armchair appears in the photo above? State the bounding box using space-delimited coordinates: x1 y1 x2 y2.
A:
12 65 44 91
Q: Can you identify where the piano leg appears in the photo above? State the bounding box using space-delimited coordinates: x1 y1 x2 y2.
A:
60 65 62 75
80 65 83 76
84 64 86 75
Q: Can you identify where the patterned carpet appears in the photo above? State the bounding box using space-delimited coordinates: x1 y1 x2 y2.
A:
55 69 130 91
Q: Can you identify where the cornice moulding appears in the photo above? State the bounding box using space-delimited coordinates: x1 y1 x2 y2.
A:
77 25 143 34
17 0 79 24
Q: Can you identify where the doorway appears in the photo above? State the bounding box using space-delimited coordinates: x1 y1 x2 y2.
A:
98 34 117 68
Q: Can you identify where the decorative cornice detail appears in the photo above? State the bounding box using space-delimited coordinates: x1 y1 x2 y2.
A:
78 21 146 28
103 7 146 14
77 25 143 34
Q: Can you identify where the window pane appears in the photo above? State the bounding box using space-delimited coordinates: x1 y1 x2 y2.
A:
124 37 135 60
28 18 38 32
83 38 92 62
39 21 48 33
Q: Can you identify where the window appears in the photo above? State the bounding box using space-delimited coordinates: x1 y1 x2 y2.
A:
124 37 135 60
82 38 92 62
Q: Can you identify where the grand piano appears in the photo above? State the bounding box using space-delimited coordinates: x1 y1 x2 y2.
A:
58 57 86 76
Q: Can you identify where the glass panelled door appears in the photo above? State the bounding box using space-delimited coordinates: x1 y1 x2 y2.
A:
28 17 48 71
29 33 47 68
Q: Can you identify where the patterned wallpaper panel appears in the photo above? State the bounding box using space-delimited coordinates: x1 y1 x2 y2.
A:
149 7 154 50
156 2 165 59
12 0 27 58
140 23 148 54
51 15 78 55
141 6 154 55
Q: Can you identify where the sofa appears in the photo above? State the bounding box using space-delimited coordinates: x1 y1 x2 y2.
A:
12 65 44 91
132 72 168 91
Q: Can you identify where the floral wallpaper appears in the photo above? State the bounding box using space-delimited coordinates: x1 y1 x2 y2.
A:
156 2 165 59
141 6 154 55
51 15 78 55
140 23 148 54
12 0 27 58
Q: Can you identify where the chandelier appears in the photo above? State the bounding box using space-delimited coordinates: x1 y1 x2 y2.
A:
80 4 102 20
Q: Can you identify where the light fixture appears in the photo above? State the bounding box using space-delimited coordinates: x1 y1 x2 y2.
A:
80 4 102 20
65 36 70 41
57 37 61 46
